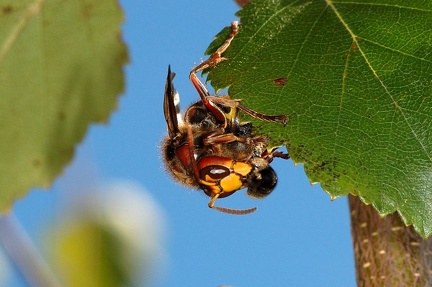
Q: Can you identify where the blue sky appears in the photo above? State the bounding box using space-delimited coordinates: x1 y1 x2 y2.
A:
9 1 356 286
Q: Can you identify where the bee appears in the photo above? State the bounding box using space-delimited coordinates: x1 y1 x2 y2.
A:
162 21 289 214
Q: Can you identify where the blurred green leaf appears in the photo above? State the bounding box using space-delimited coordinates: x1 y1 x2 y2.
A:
47 184 165 287
207 0 432 237
52 222 129 287
0 0 127 209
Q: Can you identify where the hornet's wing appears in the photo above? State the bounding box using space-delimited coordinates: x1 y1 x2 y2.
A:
163 65 183 138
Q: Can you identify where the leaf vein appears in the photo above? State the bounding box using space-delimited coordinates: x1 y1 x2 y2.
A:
332 1 432 13
0 0 45 65
235 0 309 59
359 37 432 64
284 5 329 84
327 0 432 163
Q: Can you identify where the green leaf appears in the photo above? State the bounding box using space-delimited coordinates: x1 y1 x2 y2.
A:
207 0 432 237
0 0 127 209
46 185 164 287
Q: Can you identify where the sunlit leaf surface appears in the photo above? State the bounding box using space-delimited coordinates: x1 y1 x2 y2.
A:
207 0 432 237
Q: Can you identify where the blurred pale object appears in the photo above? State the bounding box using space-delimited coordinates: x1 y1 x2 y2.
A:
47 181 166 287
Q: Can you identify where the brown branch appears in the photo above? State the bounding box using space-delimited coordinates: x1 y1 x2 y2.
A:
349 195 432 287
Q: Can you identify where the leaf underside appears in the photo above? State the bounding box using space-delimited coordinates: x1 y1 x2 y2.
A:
206 0 432 238
0 0 127 210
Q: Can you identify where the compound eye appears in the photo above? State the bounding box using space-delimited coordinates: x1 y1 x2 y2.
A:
246 165 277 198
199 165 230 182
164 143 176 161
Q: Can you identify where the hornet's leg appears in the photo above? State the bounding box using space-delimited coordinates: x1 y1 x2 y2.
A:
261 148 290 163
190 21 239 75
189 21 288 125
188 21 240 126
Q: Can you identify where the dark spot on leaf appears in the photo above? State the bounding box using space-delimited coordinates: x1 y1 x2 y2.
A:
58 112 66 121
314 160 331 170
81 4 94 19
351 42 357 50
273 77 288 87
32 159 41 168
2 5 12 14
310 157 341 180
290 144 313 161
63 147 74 158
